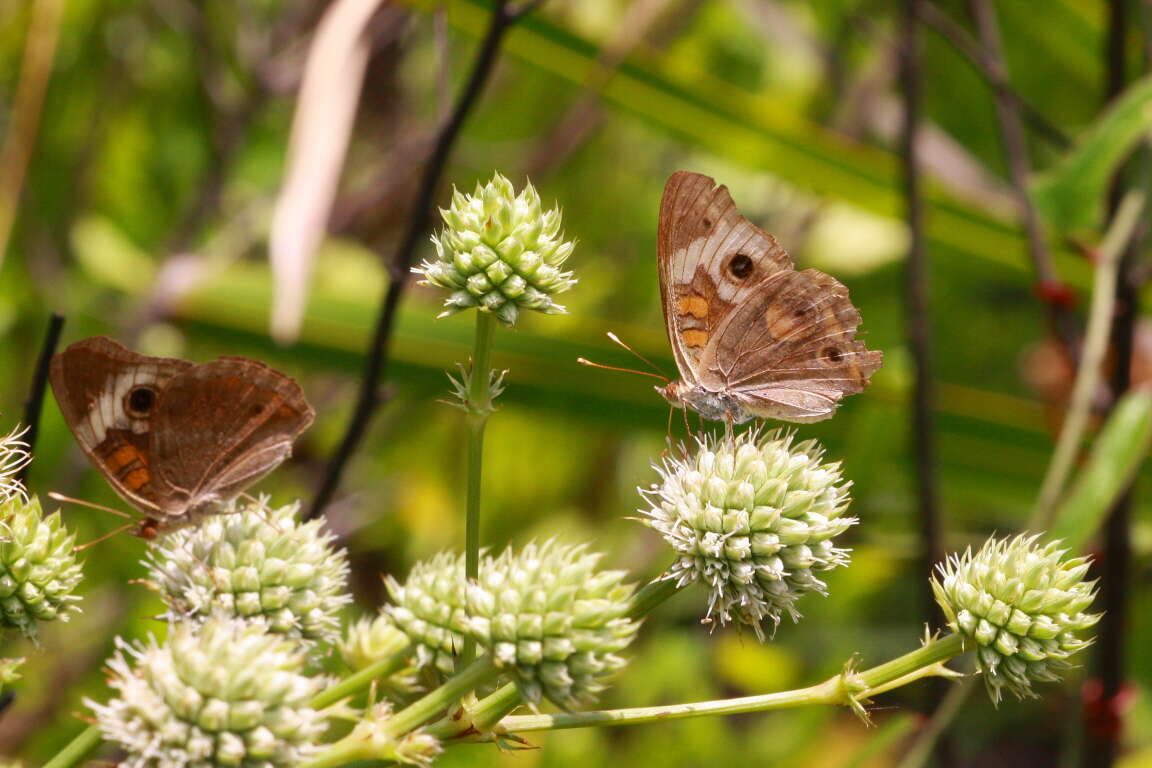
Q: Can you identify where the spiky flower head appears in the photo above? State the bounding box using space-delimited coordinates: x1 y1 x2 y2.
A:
340 613 412 671
384 552 467 676
144 498 351 643
465 540 639 709
415 172 576 326
0 426 30 503
933 534 1100 704
641 428 855 640
88 617 329 768
0 495 82 637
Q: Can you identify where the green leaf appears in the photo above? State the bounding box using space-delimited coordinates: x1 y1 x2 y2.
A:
1031 74 1152 234
1049 388 1152 550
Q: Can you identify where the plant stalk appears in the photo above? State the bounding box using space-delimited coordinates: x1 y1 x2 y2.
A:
42 725 102 768
462 310 498 666
496 634 965 733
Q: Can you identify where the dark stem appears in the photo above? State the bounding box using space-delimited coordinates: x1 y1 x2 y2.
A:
307 0 527 520
899 0 943 628
917 3 1069 149
17 313 64 484
1084 2 1142 765
899 1 950 761
967 0 1080 360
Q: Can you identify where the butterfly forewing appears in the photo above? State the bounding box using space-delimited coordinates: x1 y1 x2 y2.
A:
658 171 793 384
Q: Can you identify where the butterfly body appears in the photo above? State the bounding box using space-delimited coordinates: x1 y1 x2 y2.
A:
50 336 314 535
657 172 882 423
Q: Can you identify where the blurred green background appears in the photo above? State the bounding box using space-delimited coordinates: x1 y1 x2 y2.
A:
2 0 1151 764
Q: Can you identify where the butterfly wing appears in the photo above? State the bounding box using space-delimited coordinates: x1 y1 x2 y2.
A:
49 337 193 514
658 171 793 385
698 268 883 422
150 357 315 517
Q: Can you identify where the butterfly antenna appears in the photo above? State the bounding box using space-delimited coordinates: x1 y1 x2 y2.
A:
48 491 134 520
74 521 137 551
577 357 668 382
606 332 668 378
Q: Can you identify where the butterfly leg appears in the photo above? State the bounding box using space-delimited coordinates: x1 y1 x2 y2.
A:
723 412 734 441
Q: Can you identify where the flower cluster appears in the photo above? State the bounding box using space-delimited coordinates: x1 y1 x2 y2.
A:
0 426 30 503
933 534 1100 703
385 541 639 708
640 429 854 639
88 617 329 767
0 495 83 637
384 551 468 675
145 498 351 643
415 173 576 326
465 541 639 708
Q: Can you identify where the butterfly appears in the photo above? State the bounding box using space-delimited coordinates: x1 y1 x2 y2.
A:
49 336 314 537
655 171 882 424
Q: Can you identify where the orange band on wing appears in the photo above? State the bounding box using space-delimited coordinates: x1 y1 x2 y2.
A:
681 329 709 347
122 467 151 492
676 295 709 319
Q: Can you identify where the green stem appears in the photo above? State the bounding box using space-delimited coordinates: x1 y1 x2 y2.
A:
1030 190 1147 527
384 655 500 738
495 634 965 733
626 573 684 619
43 725 102 768
311 644 413 709
462 310 498 666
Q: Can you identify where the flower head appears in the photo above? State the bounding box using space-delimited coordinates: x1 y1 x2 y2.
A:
465 540 639 709
640 428 855 639
0 426 30 503
415 172 576 326
0 495 83 637
145 498 351 643
88 617 329 767
933 534 1100 704
384 552 468 675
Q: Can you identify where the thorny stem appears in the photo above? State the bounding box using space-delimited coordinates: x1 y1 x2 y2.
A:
494 634 965 734
307 0 530 520
462 311 499 666
1030 190 1146 528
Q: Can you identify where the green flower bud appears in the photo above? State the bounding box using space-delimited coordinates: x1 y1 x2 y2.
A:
415 173 576 326
0 495 83 637
340 613 412 672
933 534 1100 704
145 498 351 643
0 657 22 694
88 617 329 767
465 541 639 709
384 552 468 676
640 429 854 639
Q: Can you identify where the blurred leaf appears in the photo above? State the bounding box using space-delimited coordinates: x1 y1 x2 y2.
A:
1049 388 1152 550
71 215 156 292
408 0 1092 287
712 633 799 693
1032 74 1152 234
269 0 386 343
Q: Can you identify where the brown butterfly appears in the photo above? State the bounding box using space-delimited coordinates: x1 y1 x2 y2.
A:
655 171 882 423
49 337 314 537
